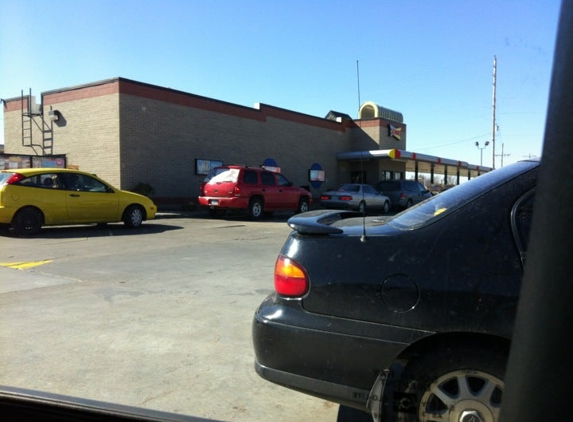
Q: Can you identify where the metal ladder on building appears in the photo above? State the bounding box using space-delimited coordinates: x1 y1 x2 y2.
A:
21 89 53 155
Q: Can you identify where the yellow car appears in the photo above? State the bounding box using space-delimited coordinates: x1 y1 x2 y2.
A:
0 168 157 235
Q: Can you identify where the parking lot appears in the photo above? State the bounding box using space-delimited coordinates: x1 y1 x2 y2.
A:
0 211 339 421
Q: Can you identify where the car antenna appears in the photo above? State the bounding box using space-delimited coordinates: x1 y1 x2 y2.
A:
357 60 368 242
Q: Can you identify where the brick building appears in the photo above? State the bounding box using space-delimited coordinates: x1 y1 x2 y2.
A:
2 77 481 207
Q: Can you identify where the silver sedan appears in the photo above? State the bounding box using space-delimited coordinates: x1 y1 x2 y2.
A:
320 183 391 213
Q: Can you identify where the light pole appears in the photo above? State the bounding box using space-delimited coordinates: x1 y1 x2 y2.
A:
475 141 490 166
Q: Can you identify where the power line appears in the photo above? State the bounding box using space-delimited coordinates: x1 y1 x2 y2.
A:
415 132 490 151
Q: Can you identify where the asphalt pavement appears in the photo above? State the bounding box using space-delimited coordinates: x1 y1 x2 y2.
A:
0 214 339 422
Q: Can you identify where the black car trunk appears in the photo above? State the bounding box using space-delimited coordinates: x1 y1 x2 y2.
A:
282 182 527 339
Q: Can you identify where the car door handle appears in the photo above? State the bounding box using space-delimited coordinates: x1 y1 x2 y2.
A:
70 194 80 197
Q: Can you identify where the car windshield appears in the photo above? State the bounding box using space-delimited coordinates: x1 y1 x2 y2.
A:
386 160 539 230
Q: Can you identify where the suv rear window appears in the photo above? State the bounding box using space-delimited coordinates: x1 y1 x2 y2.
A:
405 181 421 191
376 181 400 191
206 168 240 184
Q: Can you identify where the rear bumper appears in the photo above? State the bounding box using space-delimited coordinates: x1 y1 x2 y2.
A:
197 196 249 209
252 294 432 409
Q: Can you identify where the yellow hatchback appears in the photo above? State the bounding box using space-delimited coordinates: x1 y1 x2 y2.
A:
0 168 157 235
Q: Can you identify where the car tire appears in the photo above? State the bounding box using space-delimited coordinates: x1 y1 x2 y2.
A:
383 200 390 213
405 199 413 209
248 198 264 220
123 205 144 228
296 197 310 214
12 207 43 236
358 201 366 214
336 405 371 422
395 346 506 422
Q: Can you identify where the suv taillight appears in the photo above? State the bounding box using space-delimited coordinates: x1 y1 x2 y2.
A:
274 255 309 297
233 186 241 196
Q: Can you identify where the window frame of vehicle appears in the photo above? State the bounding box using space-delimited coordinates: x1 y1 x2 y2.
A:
511 188 535 266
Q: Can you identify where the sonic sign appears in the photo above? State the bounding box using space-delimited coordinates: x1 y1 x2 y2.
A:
389 124 402 141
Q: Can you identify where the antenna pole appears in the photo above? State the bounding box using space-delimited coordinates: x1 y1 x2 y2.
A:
492 55 497 169
356 60 367 242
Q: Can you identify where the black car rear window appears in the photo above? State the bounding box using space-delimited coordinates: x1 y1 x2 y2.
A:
386 161 539 231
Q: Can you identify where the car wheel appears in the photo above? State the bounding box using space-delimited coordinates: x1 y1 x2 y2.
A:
12 207 43 236
337 405 371 422
248 198 264 220
123 205 144 228
383 200 390 213
358 201 366 214
296 197 310 214
395 347 506 422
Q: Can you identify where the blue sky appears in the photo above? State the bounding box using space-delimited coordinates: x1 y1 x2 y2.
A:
0 0 560 168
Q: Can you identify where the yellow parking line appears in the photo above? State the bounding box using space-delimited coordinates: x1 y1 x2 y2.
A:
0 260 53 270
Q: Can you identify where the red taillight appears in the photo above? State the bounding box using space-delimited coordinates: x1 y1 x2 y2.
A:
400 193 406 199
233 186 241 196
320 195 330 200
274 255 309 297
338 195 353 201
5 173 26 185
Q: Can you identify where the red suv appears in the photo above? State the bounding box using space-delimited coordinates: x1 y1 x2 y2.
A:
198 165 312 219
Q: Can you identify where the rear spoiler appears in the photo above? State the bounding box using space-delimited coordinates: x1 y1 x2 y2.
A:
287 210 363 235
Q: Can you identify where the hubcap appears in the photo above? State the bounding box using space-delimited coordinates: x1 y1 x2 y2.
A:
252 203 262 217
132 209 143 225
418 370 503 422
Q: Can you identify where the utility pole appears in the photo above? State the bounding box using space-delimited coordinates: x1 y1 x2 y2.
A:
492 55 497 169
495 142 511 167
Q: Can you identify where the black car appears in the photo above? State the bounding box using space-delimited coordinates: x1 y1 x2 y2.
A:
252 159 538 422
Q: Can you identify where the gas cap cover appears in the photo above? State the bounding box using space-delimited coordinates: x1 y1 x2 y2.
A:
380 274 419 312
